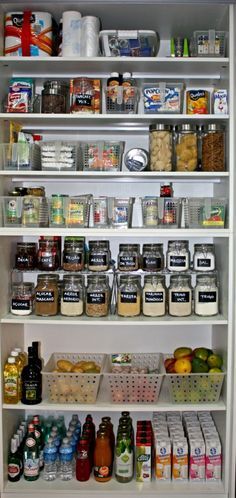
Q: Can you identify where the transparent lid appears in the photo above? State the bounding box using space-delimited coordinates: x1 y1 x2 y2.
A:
194 244 215 253
196 274 218 285
143 243 163 252
12 282 34 293
119 244 140 252
144 275 165 286
168 240 189 251
37 274 59 283
170 274 191 285
62 274 84 285
89 240 110 250
87 275 109 285
119 274 141 285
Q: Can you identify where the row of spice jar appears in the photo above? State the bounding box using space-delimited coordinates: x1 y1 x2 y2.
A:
10 273 219 318
14 239 216 274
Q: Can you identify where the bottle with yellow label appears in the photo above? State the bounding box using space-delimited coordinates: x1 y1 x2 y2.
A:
4 357 19 404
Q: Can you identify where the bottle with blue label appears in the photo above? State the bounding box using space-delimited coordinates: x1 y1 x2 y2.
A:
59 437 73 480
43 437 57 481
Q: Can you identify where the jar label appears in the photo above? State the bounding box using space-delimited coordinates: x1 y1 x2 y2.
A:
171 291 190 303
64 253 82 264
120 292 137 303
143 256 162 270
39 256 54 266
119 256 137 268
23 381 40 401
36 291 54 302
145 291 164 303
197 258 211 268
89 255 107 267
169 256 186 267
16 256 29 264
87 292 105 304
94 465 112 479
198 291 217 303
11 299 30 311
75 93 93 108
63 291 80 303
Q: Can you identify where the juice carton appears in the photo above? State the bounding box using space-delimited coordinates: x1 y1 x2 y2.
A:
189 438 206 481
136 438 152 482
172 438 188 480
205 436 222 481
155 438 171 480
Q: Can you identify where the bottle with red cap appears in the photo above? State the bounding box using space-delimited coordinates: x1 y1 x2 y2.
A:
23 423 40 481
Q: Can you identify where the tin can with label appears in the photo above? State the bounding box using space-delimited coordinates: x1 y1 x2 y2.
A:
124 148 149 171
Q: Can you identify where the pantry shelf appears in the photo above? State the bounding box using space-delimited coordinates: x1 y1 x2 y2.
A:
0 228 231 237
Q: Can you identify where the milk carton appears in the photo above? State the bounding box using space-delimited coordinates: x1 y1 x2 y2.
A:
205 436 222 481
189 438 205 481
155 438 171 480
172 438 188 480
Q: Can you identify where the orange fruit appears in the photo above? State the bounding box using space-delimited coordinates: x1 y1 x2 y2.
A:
174 358 192 374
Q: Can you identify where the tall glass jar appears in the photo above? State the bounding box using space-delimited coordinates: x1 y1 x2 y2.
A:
142 275 166 317
86 275 110 317
142 243 164 272
88 241 110 272
63 239 85 271
11 283 34 316
118 244 140 272
42 80 69 114
61 275 84 316
201 124 225 171
166 241 190 272
117 275 141 317
194 274 219 316
35 274 59 316
37 239 60 271
193 244 215 272
175 124 198 171
168 275 192 317
15 242 37 270
149 124 173 171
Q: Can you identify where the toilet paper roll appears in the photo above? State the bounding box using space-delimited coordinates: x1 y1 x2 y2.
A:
81 16 100 56
62 11 82 56
5 11 53 56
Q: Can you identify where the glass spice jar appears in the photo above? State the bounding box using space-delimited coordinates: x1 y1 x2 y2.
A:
201 124 225 172
63 238 85 272
175 124 198 171
194 274 219 316
166 241 190 272
15 242 37 270
168 274 192 317
61 274 84 316
193 244 216 272
118 244 140 272
88 241 110 272
149 124 173 171
35 274 59 316
42 80 69 114
117 275 141 317
86 275 110 317
142 275 166 317
142 244 164 272
37 239 60 271
11 282 34 316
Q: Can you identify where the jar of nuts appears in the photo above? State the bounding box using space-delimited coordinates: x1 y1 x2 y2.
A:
175 124 198 171
86 275 110 317
201 124 225 172
149 124 173 171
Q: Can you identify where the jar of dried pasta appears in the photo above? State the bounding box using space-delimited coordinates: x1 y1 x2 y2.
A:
175 124 198 171
201 124 225 171
117 275 141 317
149 124 173 171
35 274 59 316
86 275 110 317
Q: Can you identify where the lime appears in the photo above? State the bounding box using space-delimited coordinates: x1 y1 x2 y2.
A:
194 347 209 362
192 357 209 373
209 367 222 373
207 354 223 369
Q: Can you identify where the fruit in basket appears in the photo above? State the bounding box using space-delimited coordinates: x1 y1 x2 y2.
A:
56 359 101 374
192 357 209 373
174 358 192 374
164 358 176 373
174 347 193 360
57 360 74 372
209 367 222 373
207 354 223 369
165 347 223 375
193 347 209 362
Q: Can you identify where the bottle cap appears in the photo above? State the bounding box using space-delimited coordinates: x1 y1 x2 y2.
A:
14 348 22 353
8 357 15 364
10 351 18 357
110 72 119 77
123 72 132 78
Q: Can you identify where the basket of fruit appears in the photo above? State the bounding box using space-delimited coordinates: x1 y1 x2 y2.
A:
42 353 106 404
103 353 164 403
164 347 225 404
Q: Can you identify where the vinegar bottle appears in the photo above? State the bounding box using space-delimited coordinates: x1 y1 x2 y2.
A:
94 431 112 482
4 357 19 404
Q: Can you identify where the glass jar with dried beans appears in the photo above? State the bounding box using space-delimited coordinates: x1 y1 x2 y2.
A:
88 241 110 272
63 238 85 272
35 274 59 316
117 275 141 317
86 275 110 317
61 275 84 316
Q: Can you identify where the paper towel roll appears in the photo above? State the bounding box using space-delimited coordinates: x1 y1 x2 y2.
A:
81 16 100 56
62 11 82 57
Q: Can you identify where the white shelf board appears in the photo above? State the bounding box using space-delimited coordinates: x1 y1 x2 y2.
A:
0 228 231 237
1 314 228 326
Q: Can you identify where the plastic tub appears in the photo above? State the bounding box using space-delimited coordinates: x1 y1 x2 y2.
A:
0 143 41 170
99 30 159 57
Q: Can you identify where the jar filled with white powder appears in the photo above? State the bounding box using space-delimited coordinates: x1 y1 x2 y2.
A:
169 274 192 317
142 275 166 317
194 274 219 316
11 282 34 316
166 241 190 272
193 244 215 272
61 274 84 316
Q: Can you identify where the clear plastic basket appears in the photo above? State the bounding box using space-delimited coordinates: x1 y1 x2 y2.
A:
142 82 184 114
42 352 106 404
141 197 181 228
2 196 49 227
79 141 124 171
0 143 41 171
64 195 91 228
105 87 139 114
108 197 135 228
183 198 227 229
99 30 159 57
191 30 226 57
40 141 79 171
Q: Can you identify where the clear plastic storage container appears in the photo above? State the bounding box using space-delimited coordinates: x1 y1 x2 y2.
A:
0 143 41 171
143 82 184 114
40 141 79 171
79 141 124 171
99 30 159 57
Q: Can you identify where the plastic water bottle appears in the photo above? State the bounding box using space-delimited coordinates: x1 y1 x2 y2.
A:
59 438 73 480
43 437 57 481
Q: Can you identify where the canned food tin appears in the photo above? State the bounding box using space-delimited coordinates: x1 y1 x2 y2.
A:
124 148 149 171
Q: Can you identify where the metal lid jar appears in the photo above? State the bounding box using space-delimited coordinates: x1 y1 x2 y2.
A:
201 124 225 172
88 241 110 272
142 243 164 272
63 239 85 272
37 239 60 271
15 242 37 270
149 124 173 171
168 274 192 317
61 274 84 316
166 240 190 272
117 275 141 317
141 196 159 227
118 244 140 272
35 274 59 316
86 275 110 317
42 80 69 114
194 274 219 316
11 282 34 316
193 244 215 272
175 124 198 171
142 275 166 317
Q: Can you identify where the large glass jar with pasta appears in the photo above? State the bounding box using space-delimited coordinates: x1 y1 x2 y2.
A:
175 124 198 171
149 124 173 171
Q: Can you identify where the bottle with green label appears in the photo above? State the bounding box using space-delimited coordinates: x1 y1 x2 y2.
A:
21 346 42 405
23 423 40 481
115 430 133 483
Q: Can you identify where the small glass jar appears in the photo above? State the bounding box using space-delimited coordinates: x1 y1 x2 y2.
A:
149 124 173 171
194 274 219 316
175 124 198 171
117 275 141 317
141 197 158 227
118 244 140 272
142 275 166 317
168 275 192 317
201 124 225 172
88 241 110 272
37 239 60 271
42 80 69 114
166 241 190 272
142 244 164 272
193 244 216 272
63 239 85 271
86 275 110 317
15 242 37 270
11 282 34 316
35 274 59 316
61 274 84 316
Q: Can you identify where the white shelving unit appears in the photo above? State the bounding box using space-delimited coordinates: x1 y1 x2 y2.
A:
0 2 235 498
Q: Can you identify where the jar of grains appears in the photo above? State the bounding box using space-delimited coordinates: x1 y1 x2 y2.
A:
175 124 198 171
86 275 110 317
15 242 37 270
194 274 219 316
42 80 69 114
35 274 59 316
201 124 225 171
166 241 190 272
118 244 140 272
37 238 60 271
117 275 141 317
168 274 192 317
11 283 34 316
61 274 84 316
142 243 164 272
193 244 216 272
142 275 166 317
149 124 173 171
63 238 85 271
88 241 110 272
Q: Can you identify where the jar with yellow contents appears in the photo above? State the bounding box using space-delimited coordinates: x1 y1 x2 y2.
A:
175 124 198 171
117 275 141 317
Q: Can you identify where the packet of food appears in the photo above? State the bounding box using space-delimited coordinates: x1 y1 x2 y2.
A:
136 438 152 482
155 438 171 480
189 438 206 481
187 89 209 114
213 89 228 115
172 438 188 480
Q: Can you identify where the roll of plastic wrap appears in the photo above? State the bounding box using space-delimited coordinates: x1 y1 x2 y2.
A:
62 11 82 56
81 16 100 56
4 11 53 56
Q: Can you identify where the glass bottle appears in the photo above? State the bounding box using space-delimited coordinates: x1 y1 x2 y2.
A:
63 238 85 271
118 244 140 272
8 437 21 482
3 357 19 404
23 423 40 481
201 124 225 172
32 341 43 371
117 275 141 317
115 431 133 483
94 431 112 482
149 124 173 171
61 274 84 316
175 124 198 171
35 274 59 316
168 275 192 317
195 274 219 316
166 240 190 272
86 275 110 317
142 275 166 317
193 243 216 272
142 243 164 272
76 439 91 481
88 240 110 272
33 415 44 471
21 346 42 405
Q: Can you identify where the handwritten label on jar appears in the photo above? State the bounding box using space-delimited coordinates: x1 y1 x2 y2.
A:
11 299 30 310
143 257 162 271
63 291 80 303
36 291 54 302
40 256 53 266
119 256 137 269
171 292 190 303
145 292 164 303
16 256 29 264
75 94 93 107
197 258 211 268
89 255 107 267
120 292 137 303
198 292 217 303
64 254 82 264
169 256 186 267
87 292 105 304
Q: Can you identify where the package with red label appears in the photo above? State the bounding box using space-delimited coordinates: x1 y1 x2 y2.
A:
5 11 53 56
7 78 34 113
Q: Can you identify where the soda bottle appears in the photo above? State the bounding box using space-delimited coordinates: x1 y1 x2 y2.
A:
33 415 44 470
59 437 73 480
23 423 40 481
3 357 19 404
21 347 42 405
115 430 133 483
43 437 57 481
94 430 112 482
76 439 91 482
8 437 21 482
